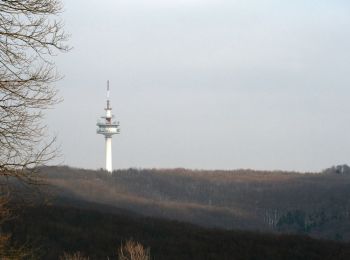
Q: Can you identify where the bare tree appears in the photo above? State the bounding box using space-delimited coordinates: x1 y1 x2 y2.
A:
0 0 69 181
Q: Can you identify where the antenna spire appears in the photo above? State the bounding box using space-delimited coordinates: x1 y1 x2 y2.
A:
107 80 110 109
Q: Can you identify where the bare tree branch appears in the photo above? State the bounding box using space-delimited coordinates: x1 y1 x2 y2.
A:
0 0 69 181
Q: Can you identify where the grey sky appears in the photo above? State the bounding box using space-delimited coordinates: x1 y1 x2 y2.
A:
47 0 350 172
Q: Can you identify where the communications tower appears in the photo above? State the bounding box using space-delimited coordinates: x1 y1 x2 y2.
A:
97 81 120 173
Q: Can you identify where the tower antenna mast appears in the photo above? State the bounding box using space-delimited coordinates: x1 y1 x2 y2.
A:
107 80 110 109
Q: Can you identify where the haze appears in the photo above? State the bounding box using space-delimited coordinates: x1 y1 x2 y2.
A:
47 0 350 172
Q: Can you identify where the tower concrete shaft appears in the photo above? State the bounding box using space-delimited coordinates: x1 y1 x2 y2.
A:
97 81 120 173
105 137 112 172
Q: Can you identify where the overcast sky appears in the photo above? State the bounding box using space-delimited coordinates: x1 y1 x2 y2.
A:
47 0 350 172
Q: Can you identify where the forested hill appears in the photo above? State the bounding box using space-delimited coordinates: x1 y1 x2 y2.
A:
5 203 350 259
40 166 350 241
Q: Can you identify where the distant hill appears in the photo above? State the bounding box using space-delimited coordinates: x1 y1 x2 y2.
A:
33 165 350 242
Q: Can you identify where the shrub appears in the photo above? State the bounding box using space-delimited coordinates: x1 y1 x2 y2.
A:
118 240 150 260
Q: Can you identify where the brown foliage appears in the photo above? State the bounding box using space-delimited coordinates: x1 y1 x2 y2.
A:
0 196 29 259
58 241 150 260
59 252 89 260
118 240 150 260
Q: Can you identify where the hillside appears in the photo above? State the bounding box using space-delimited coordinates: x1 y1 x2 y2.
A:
36 166 350 241
5 203 350 260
